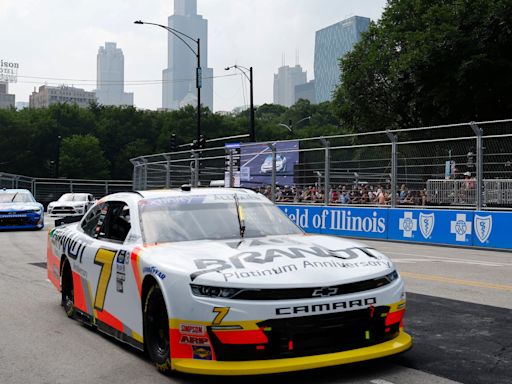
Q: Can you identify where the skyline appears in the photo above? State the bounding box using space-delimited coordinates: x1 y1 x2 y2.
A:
0 0 387 112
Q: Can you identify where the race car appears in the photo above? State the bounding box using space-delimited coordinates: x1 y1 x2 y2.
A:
47 193 95 217
260 154 287 174
47 187 411 376
0 188 44 230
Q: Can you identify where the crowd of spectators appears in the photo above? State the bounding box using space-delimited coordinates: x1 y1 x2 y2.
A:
257 183 429 206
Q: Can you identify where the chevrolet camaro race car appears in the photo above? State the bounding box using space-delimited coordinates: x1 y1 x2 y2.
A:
260 154 287 174
47 193 95 217
47 187 411 376
0 188 44 230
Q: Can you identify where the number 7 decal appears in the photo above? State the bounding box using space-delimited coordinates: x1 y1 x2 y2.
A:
94 249 117 311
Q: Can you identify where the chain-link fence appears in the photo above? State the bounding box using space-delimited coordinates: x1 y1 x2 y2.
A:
131 119 512 210
0 172 131 207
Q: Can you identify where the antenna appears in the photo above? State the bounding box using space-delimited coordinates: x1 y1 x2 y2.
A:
295 49 299 66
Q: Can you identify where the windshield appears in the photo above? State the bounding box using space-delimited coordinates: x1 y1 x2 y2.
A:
139 193 302 243
59 193 88 202
0 192 35 203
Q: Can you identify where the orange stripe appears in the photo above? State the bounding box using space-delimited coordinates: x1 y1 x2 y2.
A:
47 233 60 290
385 309 405 326
214 329 268 345
96 308 124 332
72 271 87 313
131 247 142 297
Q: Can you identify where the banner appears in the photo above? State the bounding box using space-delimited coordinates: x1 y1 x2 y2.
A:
278 205 511 250
240 141 299 187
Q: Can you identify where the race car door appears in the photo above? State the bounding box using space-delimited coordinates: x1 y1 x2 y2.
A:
80 200 144 348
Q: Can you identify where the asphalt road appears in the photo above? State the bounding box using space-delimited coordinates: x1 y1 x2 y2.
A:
0 218 510 384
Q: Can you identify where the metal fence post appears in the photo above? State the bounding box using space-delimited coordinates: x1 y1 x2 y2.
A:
142 159 148 190
386 131 398 208
105 181 109 195
190 151 199 187
164 154 171 189
228 149 234 188
470 122 483 210
267 143 276 203
320 138 331 206
70 180 73 193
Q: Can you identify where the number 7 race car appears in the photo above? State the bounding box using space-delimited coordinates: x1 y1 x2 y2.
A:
47 187 411 376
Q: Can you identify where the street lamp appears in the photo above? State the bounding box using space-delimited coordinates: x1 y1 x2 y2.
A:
278 116 311 134
225 65 255 142
134 20 202 144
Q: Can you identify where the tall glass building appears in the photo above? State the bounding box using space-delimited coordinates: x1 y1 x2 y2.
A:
96 42 133 106
314 16 370 103
162 0 213 111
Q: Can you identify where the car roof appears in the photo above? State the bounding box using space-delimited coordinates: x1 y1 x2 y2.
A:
0 188 31 193
137 187 257 199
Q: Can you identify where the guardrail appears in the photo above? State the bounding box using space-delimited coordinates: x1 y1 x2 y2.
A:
0 172 131 207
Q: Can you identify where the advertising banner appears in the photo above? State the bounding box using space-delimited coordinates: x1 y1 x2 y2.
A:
278 205 511 250
279 205 388 239
240 141 299 188
472 211 508 249
387 209 474 246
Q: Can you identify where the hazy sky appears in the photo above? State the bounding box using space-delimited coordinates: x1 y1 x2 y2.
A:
0 0 387 112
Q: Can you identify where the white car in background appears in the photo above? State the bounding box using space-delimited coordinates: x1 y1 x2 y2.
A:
47 193 95 217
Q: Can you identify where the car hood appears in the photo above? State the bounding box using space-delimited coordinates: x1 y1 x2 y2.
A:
0 202 41 212
140 234 394 288
50 201 87 206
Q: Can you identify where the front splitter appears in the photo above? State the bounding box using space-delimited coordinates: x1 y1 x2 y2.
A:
172 331 412 376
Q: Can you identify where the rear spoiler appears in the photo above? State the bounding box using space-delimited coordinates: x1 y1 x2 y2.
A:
55 216 83 227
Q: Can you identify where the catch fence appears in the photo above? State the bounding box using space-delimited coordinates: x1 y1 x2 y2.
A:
130 118 512 210
0 172 131 207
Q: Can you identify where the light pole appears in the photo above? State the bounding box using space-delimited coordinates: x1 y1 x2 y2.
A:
278 116 311 135
134 20 202 144
55 135 62 178
225 65 255 142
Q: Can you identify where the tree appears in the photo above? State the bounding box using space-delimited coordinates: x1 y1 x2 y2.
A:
59 135 110 179
335 0 512 132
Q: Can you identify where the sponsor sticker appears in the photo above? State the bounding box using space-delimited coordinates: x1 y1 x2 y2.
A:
192 346 212 360
179 323 206 335
180 335 210 346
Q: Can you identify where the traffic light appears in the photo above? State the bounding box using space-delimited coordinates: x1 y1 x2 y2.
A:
198 135 206 150
170 133 177 152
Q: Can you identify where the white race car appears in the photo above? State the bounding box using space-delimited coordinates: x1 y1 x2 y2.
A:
260 154 287 174
47 188 411 376
47 193 95 217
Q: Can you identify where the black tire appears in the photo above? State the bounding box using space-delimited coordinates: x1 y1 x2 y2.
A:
61 259 75 318
144 285 171 374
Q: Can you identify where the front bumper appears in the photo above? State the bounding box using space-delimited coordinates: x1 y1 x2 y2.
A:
0 212 44 230
172 331 412 375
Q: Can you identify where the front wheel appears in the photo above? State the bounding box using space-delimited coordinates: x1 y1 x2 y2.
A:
144 285 171 374
61 259 75 318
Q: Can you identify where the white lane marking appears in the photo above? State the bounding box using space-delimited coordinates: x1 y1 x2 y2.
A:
392 257 507 267
386 251 512 267
370 380 396 384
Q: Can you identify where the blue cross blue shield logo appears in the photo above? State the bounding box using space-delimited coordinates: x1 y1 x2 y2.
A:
474 215 492 243
419 213 435 239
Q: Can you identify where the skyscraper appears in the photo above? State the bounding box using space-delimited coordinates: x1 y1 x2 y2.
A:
162 0 213 111
0 82 15 109
273 65 307 107
96 42 133 106
314 16 370 103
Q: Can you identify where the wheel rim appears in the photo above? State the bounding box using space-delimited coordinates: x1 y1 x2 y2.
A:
148 292 169 356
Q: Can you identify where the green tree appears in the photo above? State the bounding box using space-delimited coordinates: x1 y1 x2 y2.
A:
335 0 512 132
59 135 110 179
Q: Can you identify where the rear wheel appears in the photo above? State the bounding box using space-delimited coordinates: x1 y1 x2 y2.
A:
61 260 75 318
144 285 171 374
